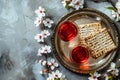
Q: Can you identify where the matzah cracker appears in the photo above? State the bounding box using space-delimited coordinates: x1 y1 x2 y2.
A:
78 22 102 39
78 22 102 46
85 28 116 59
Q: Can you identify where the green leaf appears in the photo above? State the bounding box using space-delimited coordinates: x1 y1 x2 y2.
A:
54 78 60 80
44 10 47 13
108 76 113 80
89 71 95 75
106 6 115 10
65 3 71 10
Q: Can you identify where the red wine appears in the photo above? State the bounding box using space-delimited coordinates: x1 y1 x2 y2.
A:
58 21 77 41
71 46 89 63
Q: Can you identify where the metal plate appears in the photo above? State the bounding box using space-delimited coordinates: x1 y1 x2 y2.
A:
52 8 119 74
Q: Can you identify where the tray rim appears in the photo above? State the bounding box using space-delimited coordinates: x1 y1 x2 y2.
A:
51 8 120 74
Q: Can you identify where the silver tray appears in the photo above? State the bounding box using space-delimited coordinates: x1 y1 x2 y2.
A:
52 8 119 74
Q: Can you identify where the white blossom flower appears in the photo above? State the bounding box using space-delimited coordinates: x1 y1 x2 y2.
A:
42 30 50 38
47 70 66 80
48 59 59 70
52 70 62 78
39 60 47 66
107 62 119 76
54 70 63 79
34 33 44 42
34 17 42 27
41 45 51 53
35 6 46 18
43 18 54 28
88 72 101 80
37 45 51 56
69 0 84 10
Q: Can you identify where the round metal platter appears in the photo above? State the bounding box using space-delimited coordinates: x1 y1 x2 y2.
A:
52 8 119 74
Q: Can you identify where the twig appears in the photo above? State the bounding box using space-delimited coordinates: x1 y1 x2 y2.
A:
42 21 49 74
44 54 49 73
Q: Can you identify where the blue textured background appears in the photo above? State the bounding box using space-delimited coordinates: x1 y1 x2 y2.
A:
0 0 119 80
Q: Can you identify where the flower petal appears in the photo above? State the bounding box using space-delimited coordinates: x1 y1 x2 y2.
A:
111 62 116 69
55 63 59 67
51 66 55 70
40 70 43 74
51 59 55 63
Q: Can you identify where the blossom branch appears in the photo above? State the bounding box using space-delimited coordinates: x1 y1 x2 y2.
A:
107 0 120 21
88 61 120 80
34 6 67 80
61 0 84 10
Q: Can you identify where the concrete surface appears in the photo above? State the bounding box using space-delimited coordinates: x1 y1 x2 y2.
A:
0 0 119 80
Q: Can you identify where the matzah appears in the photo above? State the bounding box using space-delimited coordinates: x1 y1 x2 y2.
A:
78 22 102 39
78 22 102 46
84 28 116 58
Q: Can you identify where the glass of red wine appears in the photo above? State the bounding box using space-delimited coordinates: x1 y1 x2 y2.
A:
58 20 78 41
71 46 89 64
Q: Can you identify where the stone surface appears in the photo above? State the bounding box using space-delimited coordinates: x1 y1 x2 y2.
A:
0 0 120 80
